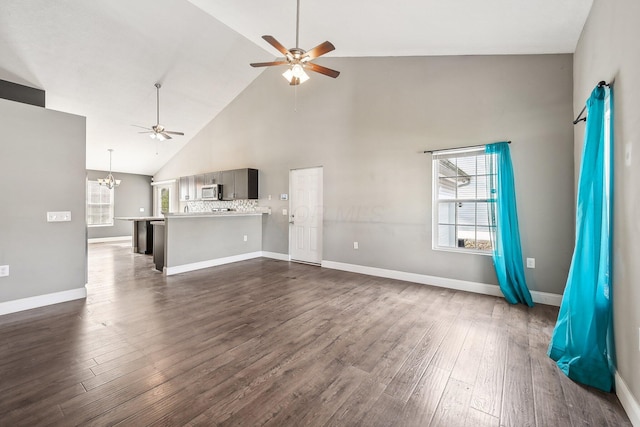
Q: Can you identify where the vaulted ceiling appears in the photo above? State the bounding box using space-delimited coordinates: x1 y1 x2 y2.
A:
0 0 592 175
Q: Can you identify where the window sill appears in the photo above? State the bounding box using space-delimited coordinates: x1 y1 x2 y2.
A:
432 246 493 256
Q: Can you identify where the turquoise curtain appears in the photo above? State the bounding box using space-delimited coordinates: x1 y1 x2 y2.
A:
548 85 614 392
486 142 534 307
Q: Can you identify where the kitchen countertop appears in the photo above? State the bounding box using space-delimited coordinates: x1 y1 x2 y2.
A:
115 216 165 221
164 211 264 219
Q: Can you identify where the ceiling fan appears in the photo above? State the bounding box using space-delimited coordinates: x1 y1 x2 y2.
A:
134 83 184 141
250 0 340 85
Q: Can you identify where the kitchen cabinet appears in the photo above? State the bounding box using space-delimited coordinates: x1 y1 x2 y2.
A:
203 172 220 186
195 174 205 200
179 176 196 201
219 168 258 200
233 168 258 200
180 168 258 201
220 170 235 200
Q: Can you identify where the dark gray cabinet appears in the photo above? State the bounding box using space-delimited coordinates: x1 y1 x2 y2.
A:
233 168 258 200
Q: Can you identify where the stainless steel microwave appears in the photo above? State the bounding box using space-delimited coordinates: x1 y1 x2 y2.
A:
201 184 221 200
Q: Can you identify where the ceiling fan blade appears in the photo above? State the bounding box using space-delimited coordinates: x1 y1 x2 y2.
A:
304 41 335 60
164 131 184 136
262 35 290 57
138 131 153 134
132 124 152 130
250 61 289 68
160 132 173 140
305 62 340 78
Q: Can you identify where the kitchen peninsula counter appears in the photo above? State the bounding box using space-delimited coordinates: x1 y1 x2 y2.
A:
115 216 164 254
161 211 264 275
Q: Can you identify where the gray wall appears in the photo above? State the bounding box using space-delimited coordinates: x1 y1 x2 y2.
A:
574 0 640 407
155 54 575 295
86 170 153 239
0 98 86 303
166 215 262 267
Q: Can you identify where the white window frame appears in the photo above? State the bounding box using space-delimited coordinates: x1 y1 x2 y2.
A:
87 180 114 227
432 147 495 255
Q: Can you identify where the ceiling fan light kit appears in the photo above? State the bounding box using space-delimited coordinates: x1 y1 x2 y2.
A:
250 0 340 86
134 83 185 140
98 148 121 189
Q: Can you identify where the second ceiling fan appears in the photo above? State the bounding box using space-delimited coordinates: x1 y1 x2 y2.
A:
250 0 340 85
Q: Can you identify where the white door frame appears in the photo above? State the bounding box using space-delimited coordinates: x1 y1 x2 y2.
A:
289 166 323 264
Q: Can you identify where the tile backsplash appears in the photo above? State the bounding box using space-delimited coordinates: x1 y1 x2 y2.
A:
185 199 258 213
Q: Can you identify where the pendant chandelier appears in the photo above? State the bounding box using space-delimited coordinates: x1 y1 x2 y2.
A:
97 148 121 189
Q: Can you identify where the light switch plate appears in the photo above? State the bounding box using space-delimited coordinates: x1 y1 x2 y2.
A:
526 258 535 268
47 211 71 222
0 265 9 277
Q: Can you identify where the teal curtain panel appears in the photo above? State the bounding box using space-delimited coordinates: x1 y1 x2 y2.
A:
548 84 614 392
486 141 534 307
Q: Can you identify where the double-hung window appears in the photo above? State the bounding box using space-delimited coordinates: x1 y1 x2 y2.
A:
432 147 495 253
87 180 114 226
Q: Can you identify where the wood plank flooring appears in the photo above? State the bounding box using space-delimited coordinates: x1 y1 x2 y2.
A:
0 242 631 426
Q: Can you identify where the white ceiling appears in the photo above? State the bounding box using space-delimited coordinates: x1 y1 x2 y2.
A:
0 0 592 176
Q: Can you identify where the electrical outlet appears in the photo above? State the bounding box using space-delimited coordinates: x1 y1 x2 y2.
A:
243 235 248 242
282 209 287 216
139 207 145 212
526 258 535 268
47 211 71 222
353 242 359 250
0 265 9 277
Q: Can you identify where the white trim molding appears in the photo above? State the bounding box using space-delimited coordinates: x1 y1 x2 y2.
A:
321 260 562 306
0 286 87 316
616 371 640 426
165 251 263 276
261 251 290 262
88 236 131 244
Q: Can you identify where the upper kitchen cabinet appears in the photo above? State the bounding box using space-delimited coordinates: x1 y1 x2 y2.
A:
220 168 258 200
203 172 221 186
195 174 205 200
180 168 257 201
234 168 258 200
179 175 196 201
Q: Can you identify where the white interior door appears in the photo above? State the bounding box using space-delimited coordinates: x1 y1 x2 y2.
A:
289 167 323 264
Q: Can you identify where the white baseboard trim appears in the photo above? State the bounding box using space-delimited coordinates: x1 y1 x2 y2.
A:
261 251 290 261
165 251 263 276
616 371 640 426
88 236 131 243
0 286 87 316
321 260 562 306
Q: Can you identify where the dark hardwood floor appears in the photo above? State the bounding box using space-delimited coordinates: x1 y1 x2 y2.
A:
0 242 631 426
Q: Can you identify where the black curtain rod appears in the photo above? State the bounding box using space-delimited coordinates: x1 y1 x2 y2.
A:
423 141 511 154
573 80 611 125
